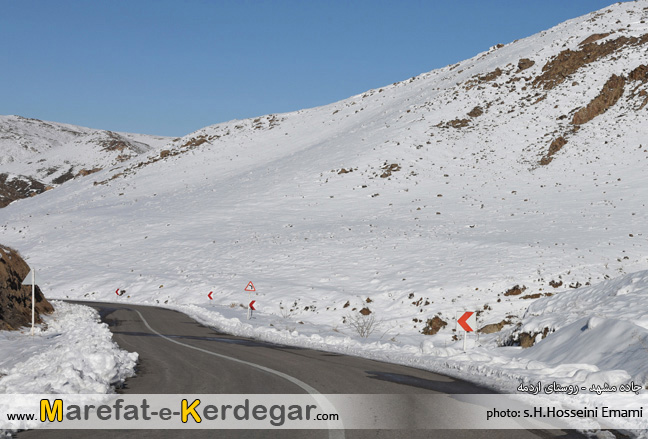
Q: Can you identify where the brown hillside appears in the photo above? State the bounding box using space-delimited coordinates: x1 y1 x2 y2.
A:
0 245 54 330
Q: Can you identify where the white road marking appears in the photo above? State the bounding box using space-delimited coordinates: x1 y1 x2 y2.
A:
133 309 345 438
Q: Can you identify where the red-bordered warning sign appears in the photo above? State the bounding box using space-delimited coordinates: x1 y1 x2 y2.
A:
245 281 256 292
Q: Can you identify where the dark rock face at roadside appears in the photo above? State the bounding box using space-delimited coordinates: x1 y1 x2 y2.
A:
0 244 54 330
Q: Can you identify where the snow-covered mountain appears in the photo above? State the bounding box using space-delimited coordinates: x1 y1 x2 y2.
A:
2 1 648 425
0 115 172 207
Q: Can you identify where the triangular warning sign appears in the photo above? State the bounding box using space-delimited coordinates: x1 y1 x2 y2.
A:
22 269 36 285
244 281 256 292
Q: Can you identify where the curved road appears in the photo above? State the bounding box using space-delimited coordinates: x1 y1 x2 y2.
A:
19 301 586 439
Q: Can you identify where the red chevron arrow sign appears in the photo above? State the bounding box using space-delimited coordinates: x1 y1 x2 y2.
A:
245 282 256 319
208 291 213 300
458 311 476 332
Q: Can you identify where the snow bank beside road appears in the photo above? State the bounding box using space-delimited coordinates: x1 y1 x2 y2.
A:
516 271 648 387
0 301 137 394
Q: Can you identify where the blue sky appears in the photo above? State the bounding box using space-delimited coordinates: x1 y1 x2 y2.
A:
1 0 618 137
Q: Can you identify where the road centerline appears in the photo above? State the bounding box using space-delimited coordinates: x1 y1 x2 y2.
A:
132 308 345 439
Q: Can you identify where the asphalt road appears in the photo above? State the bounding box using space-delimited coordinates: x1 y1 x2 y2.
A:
17 301 588 439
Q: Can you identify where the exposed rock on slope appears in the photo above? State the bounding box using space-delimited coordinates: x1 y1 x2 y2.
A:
0 245 54 330
533 34 648 90
0 174 47 208
572 74 626 125
539 137 568 166
540 63 648 164
517 58 535 72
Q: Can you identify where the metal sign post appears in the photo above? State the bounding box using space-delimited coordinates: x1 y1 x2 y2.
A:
30 271 34 335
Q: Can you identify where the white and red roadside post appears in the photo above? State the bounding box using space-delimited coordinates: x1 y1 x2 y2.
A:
456 311 476 352
245 281 256 319
22 268 36 336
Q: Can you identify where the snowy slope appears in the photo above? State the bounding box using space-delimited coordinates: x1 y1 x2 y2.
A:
1 1 648 434
0 115 171 206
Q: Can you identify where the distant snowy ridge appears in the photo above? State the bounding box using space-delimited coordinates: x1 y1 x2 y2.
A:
0 115 172 207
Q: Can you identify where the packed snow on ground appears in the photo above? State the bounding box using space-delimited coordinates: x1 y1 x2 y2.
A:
2 0 648 437
0 302 137 435
0 301 137 394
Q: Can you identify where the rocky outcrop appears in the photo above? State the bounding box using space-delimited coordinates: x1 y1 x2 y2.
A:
628 64 648 110
629 64 648 82
76 168 102 178
578 33 611 47
538 64 648 166
539 136 568 166
0 173 46 208
572 74 626 125
421 316 447 335
479 67 503 82
478 319 513 334
467 106 484 118
518 327 552 348
533 34 648 90
0 245 54 330
517 58 535 72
